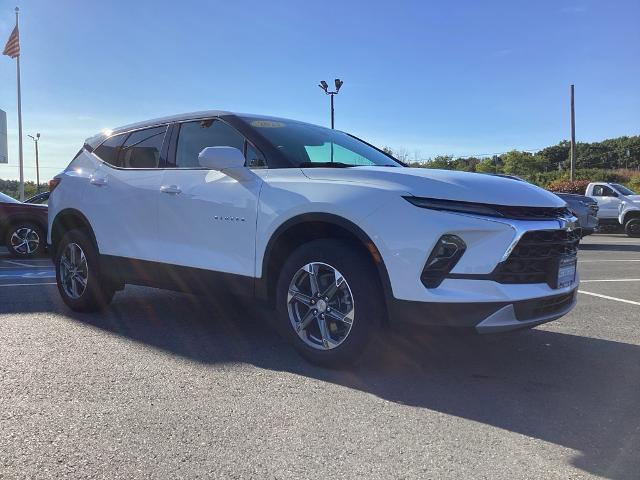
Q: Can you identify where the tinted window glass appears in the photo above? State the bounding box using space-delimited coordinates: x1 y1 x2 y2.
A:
241 117 400 168
94 133 127 166
118 126 167 169
245 142 266 169
175 119 245 168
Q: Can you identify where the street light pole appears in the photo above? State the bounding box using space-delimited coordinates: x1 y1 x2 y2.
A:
330 92 334 129
318 79 343 129
28 133 40 193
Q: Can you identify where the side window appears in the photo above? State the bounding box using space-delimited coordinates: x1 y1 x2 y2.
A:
601 186 615 197
93 133 127 167
245 141 266 169
592 186 604 196
118 126 167 169
175 119 245 168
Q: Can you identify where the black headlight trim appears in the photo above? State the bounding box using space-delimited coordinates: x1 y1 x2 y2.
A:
403 196 572 221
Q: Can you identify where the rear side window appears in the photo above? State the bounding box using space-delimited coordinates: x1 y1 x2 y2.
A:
94 133 127 166
175 119 245 168
118 126 167 168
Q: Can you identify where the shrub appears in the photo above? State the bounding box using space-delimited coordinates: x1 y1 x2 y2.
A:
627 176 640 193
547 179 591 194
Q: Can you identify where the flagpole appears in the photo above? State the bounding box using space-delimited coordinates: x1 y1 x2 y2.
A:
15 6 24 201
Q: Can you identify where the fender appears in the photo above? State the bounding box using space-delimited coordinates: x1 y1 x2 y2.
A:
256 212 394 313
50 208 99 254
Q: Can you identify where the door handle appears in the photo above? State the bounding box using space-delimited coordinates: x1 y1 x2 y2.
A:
160 185 182 195
90 176 107 186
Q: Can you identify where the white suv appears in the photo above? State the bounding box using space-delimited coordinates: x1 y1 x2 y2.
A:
48 111 579 366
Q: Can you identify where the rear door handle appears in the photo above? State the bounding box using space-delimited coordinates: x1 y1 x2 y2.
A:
90 176 107 186
160 185 181 195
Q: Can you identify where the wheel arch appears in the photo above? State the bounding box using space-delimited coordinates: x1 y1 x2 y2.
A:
622 209 640 224
1 214 47 241
50 208 98 255
257 213 393 321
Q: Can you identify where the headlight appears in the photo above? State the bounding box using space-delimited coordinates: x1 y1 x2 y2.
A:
403 196 504 217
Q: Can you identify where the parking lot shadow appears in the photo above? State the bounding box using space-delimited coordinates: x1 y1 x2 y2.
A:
9 287 640 479
580 242 640 253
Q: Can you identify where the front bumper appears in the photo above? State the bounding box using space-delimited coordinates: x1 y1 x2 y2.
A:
390 289 577 333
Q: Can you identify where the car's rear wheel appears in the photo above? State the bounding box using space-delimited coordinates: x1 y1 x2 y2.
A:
625 218 640 238
5 222 45 257
55 229 115 312
275 239 384 368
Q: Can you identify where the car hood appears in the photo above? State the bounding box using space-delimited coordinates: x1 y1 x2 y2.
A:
301 167 565 207
623 195 640 203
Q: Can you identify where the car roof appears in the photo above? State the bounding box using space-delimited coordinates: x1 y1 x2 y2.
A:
84 111 315 148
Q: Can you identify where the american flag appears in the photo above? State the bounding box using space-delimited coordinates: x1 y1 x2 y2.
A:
2 25 19 58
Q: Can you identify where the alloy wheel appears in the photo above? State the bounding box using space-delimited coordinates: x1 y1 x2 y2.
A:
287 262 355 350
10 227 40 255
60 242 89 299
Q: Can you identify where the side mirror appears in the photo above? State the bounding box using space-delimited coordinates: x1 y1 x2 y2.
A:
198 146 246 171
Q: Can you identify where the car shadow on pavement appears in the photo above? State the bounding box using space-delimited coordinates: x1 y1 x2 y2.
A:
10 286 640 480
580 243 640 253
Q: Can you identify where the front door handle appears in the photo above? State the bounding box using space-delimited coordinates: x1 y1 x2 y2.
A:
160 185 182 195
90 176 107 186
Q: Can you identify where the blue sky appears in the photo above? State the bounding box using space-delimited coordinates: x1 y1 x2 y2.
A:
0 0 638 180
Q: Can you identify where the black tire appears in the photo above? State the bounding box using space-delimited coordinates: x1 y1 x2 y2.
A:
55 229 115 312
5 222 45 257
624 218 640 238
275 239 384 368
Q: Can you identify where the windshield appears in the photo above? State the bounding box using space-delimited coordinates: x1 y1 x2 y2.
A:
0 192 20 204
612 183 636 196
243 117 401 168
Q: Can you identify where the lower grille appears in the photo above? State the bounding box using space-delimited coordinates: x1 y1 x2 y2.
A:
493 229 580 287
514 291 576 321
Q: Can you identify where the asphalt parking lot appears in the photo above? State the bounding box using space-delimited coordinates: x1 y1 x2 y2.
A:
1 234 639 479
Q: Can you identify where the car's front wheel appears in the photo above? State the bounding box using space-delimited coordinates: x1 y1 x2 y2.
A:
5 222 45 257
275 239 384 368
625 218 640 238
55 229 115 312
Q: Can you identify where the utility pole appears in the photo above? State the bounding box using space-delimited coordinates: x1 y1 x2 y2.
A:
569 84 576 181
28 133 40 192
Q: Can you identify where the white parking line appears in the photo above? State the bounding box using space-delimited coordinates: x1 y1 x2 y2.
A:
0 282 57 287
578 290 640 306
3 260 39 268
581 279 640 283
0 266 53 269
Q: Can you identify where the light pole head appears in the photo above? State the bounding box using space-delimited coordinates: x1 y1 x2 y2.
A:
36 133 40 139
319 80 328 92
334 78 343 92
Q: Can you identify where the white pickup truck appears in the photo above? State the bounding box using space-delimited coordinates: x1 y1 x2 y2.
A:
585 182 640 237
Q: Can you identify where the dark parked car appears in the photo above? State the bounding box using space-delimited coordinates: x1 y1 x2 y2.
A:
555 193 599 236
0 191 48 257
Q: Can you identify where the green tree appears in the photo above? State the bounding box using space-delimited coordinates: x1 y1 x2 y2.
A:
501 150 546 176
425 155 455 169
475 158 497 173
